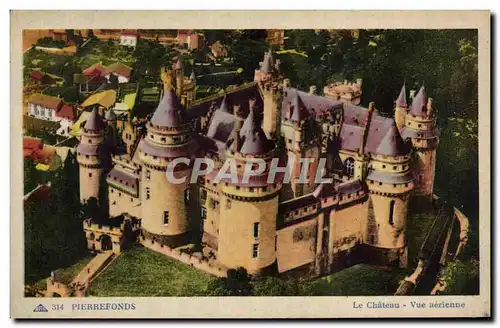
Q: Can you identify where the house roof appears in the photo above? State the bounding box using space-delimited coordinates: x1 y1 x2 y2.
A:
150 89 185 128
23 137 43 154
106 62 132 78
55 104 75 120
81 90 117 109
83 63 107 77
28 94 62 110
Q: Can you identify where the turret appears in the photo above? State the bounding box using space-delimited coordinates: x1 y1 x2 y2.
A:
254 49 282 140
76 108 109 204
365 119 414 267
137 87 199 247
173 58 184 104
403 85 439 197
216 100 282 274
394 83 408 130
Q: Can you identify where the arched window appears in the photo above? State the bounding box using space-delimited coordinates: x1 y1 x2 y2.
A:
389 200 395 226
344 158 355 176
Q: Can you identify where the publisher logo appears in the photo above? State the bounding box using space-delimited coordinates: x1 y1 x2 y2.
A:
33 304 48 312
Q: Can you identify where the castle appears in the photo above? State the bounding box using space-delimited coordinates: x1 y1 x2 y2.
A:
76 50 439 278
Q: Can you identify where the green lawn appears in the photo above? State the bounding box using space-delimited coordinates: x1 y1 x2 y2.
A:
32 256 93 290
300 264 408 296
87 246 216 297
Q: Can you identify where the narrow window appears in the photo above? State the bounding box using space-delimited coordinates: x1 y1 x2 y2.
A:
226 198 231 209
163 211 169 225
389 200 395 226
252 244 259 259
344 158 355 176
88 172 92 177
201 207 207 220
146 169 151 180
184 189 190 203
253 222 260 239
145 187 150 199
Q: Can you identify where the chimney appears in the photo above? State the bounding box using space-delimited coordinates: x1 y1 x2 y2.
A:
309 85 317 95
356 78 363 87
427 97 434 117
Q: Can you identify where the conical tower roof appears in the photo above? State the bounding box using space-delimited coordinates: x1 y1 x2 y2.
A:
84 108 106 131
219 95 229 113
395 84 407 108
409 85 427 116
150 89 184 128
376 120 408 156
104 108 117 121
239 106 274 155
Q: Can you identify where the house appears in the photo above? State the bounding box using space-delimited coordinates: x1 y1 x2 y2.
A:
120 30 139 48
23 137 62 172
27 94 77 137
104 62 132 84
177 30 203 50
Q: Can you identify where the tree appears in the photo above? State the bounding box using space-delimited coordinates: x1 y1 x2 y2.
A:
439 259 479 295
208 267 253 296
24 158 38 194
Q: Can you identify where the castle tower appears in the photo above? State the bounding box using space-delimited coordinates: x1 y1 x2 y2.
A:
173 58 184 105
404 86 439 197
137 87 199 246
76 108 109 204
394 84 408 130
354 102 375 181
254 49 282 140
281 91 321 198
216 102 282 274
365 120 414 265
104 108 118 149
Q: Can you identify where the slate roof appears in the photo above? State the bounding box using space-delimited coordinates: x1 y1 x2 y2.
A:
375 121 409 156
138 137 199 159
282 88 342 120
335 179 364 195
107 168 139 189
150 89 185 128
367 170 413 184
395 84 407 108
409 86 427 116
312 182 337 199
83 108 106 131
278 194 318 214
104 108 117 121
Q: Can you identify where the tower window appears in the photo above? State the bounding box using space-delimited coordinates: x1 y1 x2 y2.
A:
163 211 169 225
253 222 260 239
145 187 150 199
146 170 151 180
226 198 231 209
89 173 92 177
201 207 207 220
252 244 259 259
389 200 395 226
344 158 355 176
88 139 92 144
185 189 190 203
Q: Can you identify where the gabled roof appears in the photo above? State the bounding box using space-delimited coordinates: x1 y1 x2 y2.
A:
81 90 117 109
409 85 427 116
150 89 185 128
106 62 132 78
84 108 106 131
395 84 407 108
55 104 75 120
28 94 62 110
83 63 107 77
